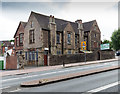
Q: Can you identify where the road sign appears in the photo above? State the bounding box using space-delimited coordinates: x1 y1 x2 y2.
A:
81 41 86 51
100 43 110 50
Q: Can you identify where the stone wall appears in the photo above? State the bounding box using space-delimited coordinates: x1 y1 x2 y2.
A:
49 52 97 66
100 51 115 60
49 51 115 66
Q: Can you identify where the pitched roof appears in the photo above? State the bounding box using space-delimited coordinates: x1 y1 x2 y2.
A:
32 11 79 34
30 11 96 34
14 21 27 38
83 20 95 32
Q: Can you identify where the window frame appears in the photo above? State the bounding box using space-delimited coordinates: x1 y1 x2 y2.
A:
67 33 71 44
16 37 19 47
19 33 24 46
56 32 60 44
29 29 35 44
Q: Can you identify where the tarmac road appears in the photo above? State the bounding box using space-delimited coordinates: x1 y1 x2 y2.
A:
8 69 119 93
1 60 119 92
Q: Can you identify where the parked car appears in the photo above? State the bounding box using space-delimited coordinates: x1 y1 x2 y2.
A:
116 51 120 56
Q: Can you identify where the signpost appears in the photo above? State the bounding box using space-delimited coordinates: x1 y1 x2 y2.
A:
81 41 87 63
100 43 110 50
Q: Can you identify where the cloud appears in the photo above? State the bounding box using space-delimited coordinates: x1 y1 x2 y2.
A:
0 2 118 41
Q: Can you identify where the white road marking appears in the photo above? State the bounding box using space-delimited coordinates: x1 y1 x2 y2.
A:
87 81 120 92
0 86 10 90
10 88 21 92
2 62 117 83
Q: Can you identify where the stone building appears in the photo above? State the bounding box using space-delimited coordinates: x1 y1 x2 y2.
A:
14 11 101 66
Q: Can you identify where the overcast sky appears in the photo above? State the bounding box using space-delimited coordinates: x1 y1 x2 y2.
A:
0 0 119 41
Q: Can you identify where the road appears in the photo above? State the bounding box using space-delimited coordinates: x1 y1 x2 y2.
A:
1 60 119 93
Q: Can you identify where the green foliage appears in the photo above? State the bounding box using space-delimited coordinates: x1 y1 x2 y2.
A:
9 40 14 42
102 39 113 50
111 29 120 51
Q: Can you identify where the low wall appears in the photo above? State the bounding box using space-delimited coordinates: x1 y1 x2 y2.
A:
100 51 115 60
6 56 17 69
49 52 97 66
49 51 115 66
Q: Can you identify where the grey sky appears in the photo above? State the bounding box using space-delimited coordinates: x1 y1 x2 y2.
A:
0 0 118 41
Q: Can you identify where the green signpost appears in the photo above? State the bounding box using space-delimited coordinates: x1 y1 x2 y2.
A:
100 43 110 50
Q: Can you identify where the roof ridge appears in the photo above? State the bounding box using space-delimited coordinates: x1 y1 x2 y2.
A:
31 11 75 24
83 20 96 24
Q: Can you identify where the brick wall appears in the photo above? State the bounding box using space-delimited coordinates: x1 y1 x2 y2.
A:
6 56 17 69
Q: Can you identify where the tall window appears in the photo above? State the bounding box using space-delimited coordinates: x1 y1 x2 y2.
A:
31 21 34 28
94 25 97 31
94 34 97 38
75 35 77 46
19 33 24 46
67 33 71 44
29 30 35 44
16 37 19 46
57 32 60 43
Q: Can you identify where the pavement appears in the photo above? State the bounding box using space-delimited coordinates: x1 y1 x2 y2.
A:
0 58 118 77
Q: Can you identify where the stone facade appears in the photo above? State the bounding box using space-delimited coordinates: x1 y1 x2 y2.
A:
14 11 101 66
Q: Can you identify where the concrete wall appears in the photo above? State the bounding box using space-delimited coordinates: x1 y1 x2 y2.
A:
49 51 115 66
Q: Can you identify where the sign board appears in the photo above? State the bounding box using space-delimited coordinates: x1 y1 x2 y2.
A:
81 41 86 51
100 43 110 50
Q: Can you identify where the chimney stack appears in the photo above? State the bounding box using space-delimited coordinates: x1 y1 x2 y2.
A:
49 15 55 24
75 19 83 30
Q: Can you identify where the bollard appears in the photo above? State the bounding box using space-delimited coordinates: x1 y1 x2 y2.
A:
63 61 65 67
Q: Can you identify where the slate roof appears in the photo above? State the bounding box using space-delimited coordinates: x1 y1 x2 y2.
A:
32 11 80 34
32 11 95 34
14 21 27 38
83 20 95 32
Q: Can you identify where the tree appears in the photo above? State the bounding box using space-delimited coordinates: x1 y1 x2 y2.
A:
111 29 120 51
102 39 113 50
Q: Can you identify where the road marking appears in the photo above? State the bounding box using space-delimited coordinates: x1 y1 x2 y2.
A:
2 62 117 83
10 88 21 92
87 81 120 92
2 75 38 82
0 86 10 90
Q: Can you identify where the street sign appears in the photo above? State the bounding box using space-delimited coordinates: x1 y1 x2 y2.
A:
100 43 110 50
81 41 86 51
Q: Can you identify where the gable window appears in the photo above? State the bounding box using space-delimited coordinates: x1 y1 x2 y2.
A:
31 21 34 28
29 30 35 44
94 25 97 31
56 32 60 43
67 33 71 44
16 37 19 46
19 33 24 46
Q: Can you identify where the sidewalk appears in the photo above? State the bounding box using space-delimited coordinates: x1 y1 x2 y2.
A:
0 58 118 77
